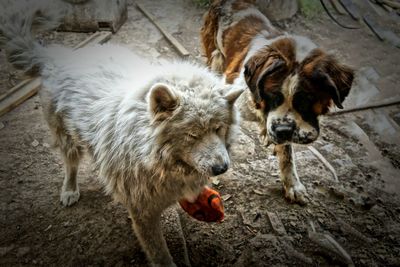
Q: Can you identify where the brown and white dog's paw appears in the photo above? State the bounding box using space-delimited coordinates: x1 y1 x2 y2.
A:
153 262 177 267
284 182 308 205
60 190 80 207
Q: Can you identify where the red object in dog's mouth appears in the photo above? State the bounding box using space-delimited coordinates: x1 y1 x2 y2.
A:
179 186 224 223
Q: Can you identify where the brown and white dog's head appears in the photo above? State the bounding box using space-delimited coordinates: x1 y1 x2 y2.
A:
244 37 354 145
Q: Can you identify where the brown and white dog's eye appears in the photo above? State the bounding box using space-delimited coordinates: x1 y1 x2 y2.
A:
263 91 284 112
292 91 315 114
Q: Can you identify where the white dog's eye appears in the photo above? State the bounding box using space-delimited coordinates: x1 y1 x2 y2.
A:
187 132 198 139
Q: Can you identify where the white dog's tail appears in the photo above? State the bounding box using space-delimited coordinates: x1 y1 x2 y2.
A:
0 0 64 75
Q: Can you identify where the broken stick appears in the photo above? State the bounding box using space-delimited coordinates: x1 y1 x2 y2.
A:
266 211 287 235
0 78 41 117
308 221 354 267
307 146 339 182
328 98 400 115
136 2 190 57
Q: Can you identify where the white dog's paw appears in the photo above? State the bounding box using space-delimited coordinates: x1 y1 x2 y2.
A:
60 190 80 207
153 263 177 267
284 182 308 205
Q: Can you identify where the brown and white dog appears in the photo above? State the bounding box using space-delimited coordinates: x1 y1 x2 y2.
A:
201 0 354 204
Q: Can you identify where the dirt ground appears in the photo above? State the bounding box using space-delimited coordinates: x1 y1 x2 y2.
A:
1 0 400 266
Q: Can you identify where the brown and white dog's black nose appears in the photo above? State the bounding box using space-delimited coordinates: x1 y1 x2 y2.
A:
273 123 295 143
212 163 228 176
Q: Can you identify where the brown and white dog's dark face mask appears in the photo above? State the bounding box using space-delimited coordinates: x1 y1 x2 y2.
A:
244 40 354 145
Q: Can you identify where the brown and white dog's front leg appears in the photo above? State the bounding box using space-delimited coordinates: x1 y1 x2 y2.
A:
275 144 308 205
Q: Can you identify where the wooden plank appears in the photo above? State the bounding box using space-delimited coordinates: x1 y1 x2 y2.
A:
339 0 361 20
0 32 112 117
136 3 190 57
379 0 400 10
73 32 101 49
73 32 112 49
0 79 33 102
363 14 400 47
0 78 41 117
366 0 386 16
329 0 347 15
308 221 354 267
364 109 400 145
266 211 287 235
329 97 400 115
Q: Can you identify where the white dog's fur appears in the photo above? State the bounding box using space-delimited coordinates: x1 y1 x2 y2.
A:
0 2 244 266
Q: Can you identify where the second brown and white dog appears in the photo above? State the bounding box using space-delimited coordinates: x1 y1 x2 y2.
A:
201 0 354 204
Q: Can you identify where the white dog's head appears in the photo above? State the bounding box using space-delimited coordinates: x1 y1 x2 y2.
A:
147 75 243 177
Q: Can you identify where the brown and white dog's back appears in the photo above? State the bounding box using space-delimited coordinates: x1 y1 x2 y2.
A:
201 0 354 204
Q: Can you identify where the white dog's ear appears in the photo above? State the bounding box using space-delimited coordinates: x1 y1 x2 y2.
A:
148 83 179 120
224 88 244 105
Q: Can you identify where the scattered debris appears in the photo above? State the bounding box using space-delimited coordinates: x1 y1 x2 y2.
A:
212 178 220 186
267 211 287 235
253 212 261 222
253 189 268 196
308 146 339 182
0 121 4 130
308 221 354 267
336 219 373 244
16 247 31 258
221 194 232 201
281 241 313 265
0 245 14 257
328 186 346 199
44 225 52 232
31 140 39 147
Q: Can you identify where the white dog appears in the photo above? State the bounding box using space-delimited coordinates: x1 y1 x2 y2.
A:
0 2 243 266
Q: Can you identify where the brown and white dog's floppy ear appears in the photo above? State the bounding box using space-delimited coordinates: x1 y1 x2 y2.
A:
301 49 354 109
244 55 285 105
148 83 179 120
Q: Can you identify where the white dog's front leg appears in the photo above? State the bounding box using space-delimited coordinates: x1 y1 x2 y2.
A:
129 207 176 267
275 144 308 205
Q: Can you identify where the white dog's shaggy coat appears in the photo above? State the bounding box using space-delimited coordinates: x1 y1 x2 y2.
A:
0 2 243 266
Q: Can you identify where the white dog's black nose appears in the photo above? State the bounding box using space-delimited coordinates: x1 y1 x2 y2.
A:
212 163 228 176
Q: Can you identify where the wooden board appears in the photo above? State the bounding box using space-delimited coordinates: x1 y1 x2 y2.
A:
0 78 41 117
339 0 361 20
136 3 190 57
363 14 400 47
266 211 287 235
329 0 347 15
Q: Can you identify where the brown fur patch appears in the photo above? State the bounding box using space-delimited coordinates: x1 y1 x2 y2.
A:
231 0 255 11
299 48 354 112
201 1 280 84
222 16 267 78
200 1 222 64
